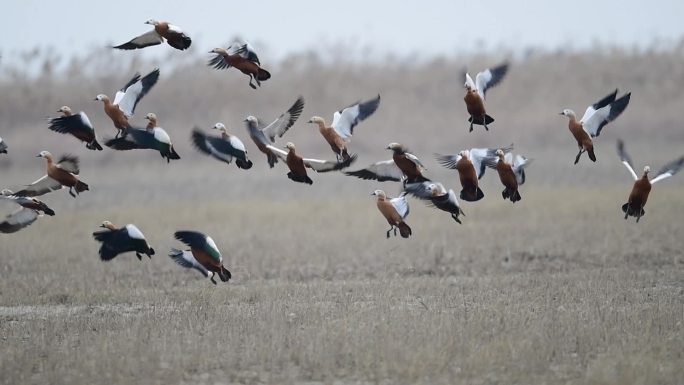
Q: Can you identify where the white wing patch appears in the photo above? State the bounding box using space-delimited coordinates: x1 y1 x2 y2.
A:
79 112 94 129
153 127 171 144
390 195 410 219
125 224 145 240
117 81 144 117
229 136 246 152
464 72 476 90
167 24 184 34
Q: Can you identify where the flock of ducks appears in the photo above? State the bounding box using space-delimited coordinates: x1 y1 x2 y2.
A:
1 20 683 284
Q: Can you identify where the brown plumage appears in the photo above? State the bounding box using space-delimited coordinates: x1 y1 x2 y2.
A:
309 117 351 161
455 151 483 202
113 20 192 51
285 144 313 185
15 151 89 198
463 63 508 132
372 190 411 238
492 149 521 202
99 95 130 131
42 152 89 197
386 143 429 183
267 143 357 185
617 139 684 222
208 47 271 89
464 91 489 131
562 111 596 164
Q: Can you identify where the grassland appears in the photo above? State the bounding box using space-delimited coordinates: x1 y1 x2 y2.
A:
0 46 683 384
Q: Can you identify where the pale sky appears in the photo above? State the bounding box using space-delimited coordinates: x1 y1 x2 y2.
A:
2 0 683 63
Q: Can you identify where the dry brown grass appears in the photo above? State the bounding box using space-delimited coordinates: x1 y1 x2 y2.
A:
0 47 683 384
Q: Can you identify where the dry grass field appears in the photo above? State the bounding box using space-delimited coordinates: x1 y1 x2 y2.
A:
0 46 683 384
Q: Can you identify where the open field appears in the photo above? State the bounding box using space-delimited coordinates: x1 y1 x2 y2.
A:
1 47 684 384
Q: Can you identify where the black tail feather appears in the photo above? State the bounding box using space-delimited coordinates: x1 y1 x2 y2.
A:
236 158 253 169
287 171 313 185
468 114 495 125
257 68 271 81
460 186 484 202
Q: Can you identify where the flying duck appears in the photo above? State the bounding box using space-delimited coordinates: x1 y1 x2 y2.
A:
113 20 192 51
617 140 684 222
435 145 512 202
168 247 215 284
174 231 231 283
92 221 155 261
105 113 180 162
191 123 252 169
48 106 102 150
463 62 509 132
244 96 304 167
483 149 533 202
403 182 464 224
14 152 88 198
372 190 411 238
308 94 381 161
0 189 55 233
226 41 260 65
0 137 7 154
345 143 429 184
209 45 271 89
95 68 160 137
560 89 631 164
266 143 357 185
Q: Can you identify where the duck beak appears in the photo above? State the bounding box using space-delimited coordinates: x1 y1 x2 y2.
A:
558 112 564 115
307 119 314 123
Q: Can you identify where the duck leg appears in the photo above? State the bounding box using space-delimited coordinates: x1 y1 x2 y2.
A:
469 120 474 132
210 274 217 285
624 204 630 220
636 206 644 223
248 75 256 89
574 148 585 164
68 187 76 198
386 226 394 239
483 115 489 131
136 252 142 261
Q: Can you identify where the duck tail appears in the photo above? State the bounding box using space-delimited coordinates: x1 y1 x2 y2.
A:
168 145 181 160
468 115 495 125
398 222 412 238
587 147 596 162
257 68 271 81
460 186 484 202
75 180 89 193
236 158 253 170
219 266 232 282
267 152 278 168
88 139 103 151
511 190 522 202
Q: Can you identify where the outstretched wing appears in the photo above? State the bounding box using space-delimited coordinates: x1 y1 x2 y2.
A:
116 68 160 117
56 154 80 174
650 156 684 185
113 30 164 50
13 175 63 197
331 94 381 140
344 160 403 182
434 153 462 170
303 154 357 173
0 207 39 233
582 91 630 137
264 145 289 162
174 231 207 250
617 139 638 181
475 62 509 99
261 97 305 142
